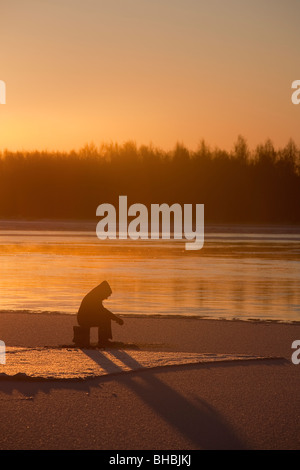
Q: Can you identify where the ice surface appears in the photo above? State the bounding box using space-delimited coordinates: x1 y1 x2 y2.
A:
0 347 279 381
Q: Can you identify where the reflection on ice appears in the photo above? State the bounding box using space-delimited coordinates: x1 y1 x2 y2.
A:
0 223 299 322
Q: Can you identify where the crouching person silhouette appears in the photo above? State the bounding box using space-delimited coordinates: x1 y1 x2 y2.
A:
77 281 124 347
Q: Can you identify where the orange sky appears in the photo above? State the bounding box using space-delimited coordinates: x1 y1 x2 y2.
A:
1 0 299 152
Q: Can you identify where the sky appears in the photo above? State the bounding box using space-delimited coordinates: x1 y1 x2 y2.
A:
1 0 299 152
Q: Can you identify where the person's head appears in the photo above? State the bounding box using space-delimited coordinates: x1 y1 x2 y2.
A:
100 280 112 299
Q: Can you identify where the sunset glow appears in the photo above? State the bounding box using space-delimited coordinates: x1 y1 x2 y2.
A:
1 0 299 152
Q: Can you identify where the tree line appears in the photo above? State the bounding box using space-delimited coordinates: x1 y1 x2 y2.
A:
0 136 299 223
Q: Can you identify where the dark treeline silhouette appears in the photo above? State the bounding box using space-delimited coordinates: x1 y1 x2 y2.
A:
0 136 299 223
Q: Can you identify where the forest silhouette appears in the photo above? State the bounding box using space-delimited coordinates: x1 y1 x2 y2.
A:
0 136 299 223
